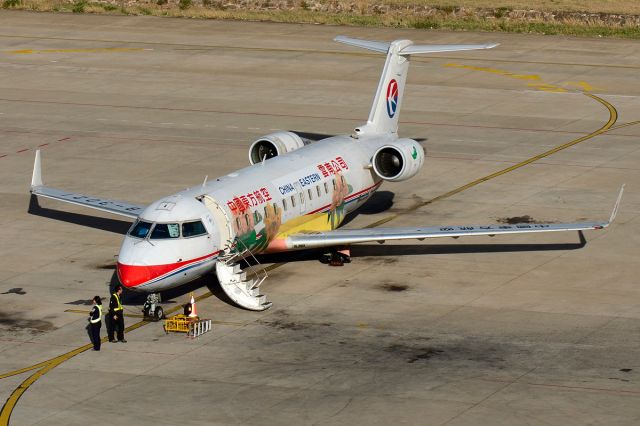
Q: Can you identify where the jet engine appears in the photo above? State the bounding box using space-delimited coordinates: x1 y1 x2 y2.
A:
371 138 425 182
248 131 311 165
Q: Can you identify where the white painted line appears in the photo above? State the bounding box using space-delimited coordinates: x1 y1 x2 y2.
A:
161 122 173 125
96 118 107 121
226 126 238 129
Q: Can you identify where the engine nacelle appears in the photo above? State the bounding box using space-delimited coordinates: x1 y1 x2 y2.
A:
249 131 310 165
372 138 425 182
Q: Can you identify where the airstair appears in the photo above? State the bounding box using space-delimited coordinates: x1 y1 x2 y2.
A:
215 239 272 311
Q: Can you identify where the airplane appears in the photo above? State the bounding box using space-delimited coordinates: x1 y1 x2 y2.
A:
29 36 624 318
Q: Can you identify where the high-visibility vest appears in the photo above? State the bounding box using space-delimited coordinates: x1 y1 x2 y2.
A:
90 305 102 324
113 293 123 311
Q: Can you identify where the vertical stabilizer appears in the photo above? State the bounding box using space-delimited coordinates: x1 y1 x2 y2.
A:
334 36 498 137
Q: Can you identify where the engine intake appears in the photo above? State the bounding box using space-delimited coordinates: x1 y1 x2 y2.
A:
372 139 425 182
249 131 310 165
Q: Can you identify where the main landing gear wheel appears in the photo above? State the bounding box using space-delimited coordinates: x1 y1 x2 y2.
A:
154 306 164 320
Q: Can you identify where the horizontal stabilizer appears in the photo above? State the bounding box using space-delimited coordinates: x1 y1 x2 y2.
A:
334 36 499 56
401 43 499 55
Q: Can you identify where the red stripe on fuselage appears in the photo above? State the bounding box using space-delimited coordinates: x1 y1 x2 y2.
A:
306 181 382 215
117 251 219 288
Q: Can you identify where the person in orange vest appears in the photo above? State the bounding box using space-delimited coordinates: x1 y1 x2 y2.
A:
87 296 102 351
108 285 126 343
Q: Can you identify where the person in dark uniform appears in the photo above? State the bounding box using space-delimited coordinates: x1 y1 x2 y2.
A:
88 296 102 351
108 285 126 343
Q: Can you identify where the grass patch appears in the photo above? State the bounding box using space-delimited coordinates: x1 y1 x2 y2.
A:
72 0 86 13
2 1 639 40
2 0 21 7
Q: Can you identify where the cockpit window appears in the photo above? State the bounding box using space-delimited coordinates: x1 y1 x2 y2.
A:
129 220 152 239
182 220 207 238
150 223 180 239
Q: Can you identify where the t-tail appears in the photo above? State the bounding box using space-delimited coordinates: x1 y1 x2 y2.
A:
334 36 498 137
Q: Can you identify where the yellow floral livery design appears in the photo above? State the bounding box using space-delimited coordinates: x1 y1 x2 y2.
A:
231 174 352 253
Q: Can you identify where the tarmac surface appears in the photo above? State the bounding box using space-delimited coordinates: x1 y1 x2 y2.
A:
1 10 639 426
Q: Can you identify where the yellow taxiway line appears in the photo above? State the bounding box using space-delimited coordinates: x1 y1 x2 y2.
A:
6 47 147 55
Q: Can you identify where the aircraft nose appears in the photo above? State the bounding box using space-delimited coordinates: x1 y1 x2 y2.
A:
116 262 154 288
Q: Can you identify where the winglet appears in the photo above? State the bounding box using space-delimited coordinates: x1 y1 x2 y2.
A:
31 149 42 188
608 184 625 224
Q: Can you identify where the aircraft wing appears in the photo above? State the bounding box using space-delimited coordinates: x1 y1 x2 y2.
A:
284 187 624 250
30 150 145 219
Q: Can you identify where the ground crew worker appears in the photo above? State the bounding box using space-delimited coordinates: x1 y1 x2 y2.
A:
108 285 126 343
88 295 102 351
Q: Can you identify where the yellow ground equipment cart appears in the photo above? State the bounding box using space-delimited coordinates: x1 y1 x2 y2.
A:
164 314 212 338
163 314 192 334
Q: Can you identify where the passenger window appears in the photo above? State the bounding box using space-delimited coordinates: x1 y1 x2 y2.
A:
291 195 296 207
236 217 241 228
316 186 321 197
129 220 152 239
150 223 180 239
332 179 336 189
245 214 250 227
282 198 287 211
182 220 207 237
307 189 312 200
324 182 329 194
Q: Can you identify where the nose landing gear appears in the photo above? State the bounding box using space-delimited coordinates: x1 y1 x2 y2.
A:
142 293 164 321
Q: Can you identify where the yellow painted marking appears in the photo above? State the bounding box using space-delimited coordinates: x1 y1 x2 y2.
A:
444 62 603 93
527 83 568 93
6 47 145 55
565 81 599 93
444 63 541 82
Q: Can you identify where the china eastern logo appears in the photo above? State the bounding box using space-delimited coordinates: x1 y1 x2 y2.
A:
386 79 399 118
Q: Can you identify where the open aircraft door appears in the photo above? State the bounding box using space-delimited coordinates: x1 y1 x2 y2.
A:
202 195 234 249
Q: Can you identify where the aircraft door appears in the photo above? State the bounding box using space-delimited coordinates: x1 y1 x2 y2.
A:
293 181 305 214
202 195 234 250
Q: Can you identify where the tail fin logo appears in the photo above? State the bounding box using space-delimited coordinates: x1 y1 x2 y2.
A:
386 79 399 118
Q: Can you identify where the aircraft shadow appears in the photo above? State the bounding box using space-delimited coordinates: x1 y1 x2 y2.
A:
255 231 587 264
28 195 132 235
342 191 395 226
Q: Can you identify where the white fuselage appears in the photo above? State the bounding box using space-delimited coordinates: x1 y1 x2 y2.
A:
116 134 394 292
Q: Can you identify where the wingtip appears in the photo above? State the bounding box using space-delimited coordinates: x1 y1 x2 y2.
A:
608 184 625 224
486 43 500 49
31 149 42 188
